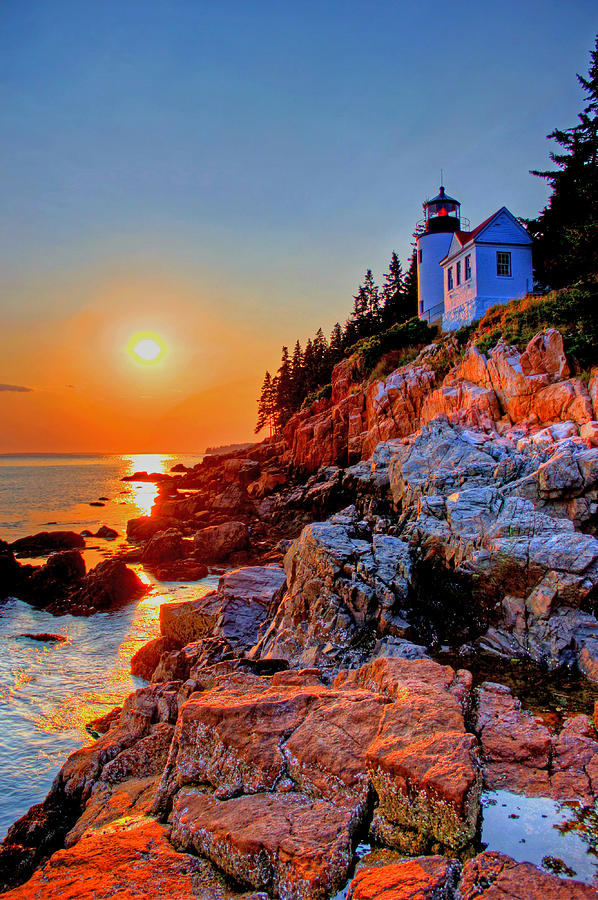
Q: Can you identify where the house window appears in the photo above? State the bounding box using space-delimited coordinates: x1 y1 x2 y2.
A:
456 261 461 285
497 251 511 276
418 249 422 263
447 267 453 290
465 255 471 280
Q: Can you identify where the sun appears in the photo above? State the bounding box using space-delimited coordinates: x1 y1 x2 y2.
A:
126 331 167 365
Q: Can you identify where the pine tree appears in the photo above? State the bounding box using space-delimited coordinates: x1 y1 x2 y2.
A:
528 35 598 289
363 268 380 319
312 327 329 385
350 268 380 339
290 340 304 410
403 248 419 319
275 346 294 428
302 338 316 392
381 251 409 325
255 371 276 436
329 322 344 363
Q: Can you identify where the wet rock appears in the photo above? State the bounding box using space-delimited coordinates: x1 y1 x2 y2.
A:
474 682 598 803
0 540 27 599
171 790 356 900
160 591 223 646
24 550 86 607
247 470 287 499
149 559 209 581
458 850 596 898
161 566 286 652
126 516 177 543
86 706 122 735
2 815 267 900
194 520 250 561
130 636 181 680
52 559 147 615
214 565 286 649
10 531 85 556
20 632 69 643
211 483 253 514
142 528 186 565
94 525 118 540
474 682 552 796
347 854 460 899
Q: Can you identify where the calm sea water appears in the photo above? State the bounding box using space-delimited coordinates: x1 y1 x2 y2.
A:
0 453 218 839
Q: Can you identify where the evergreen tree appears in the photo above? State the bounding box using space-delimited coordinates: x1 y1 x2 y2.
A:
329 322 344 363
381 251 409 325
302 338 316 392
255 371 276 436
363 268 380 319
350 268 380 339
290 340 304 409
275 346 294 428
312 327 329 385
528 35 598 289
403 248 419 319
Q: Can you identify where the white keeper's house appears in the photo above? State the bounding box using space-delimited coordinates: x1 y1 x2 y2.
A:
416 185 534 331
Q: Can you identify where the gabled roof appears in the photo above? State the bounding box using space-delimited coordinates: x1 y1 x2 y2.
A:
439 207 532 266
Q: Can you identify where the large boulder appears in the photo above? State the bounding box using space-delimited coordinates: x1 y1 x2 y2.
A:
160 591 222 646
26 551 86 606
142 529 186 565
383 418 598 672
256 518 413 669
0 540 25 599
171 790 356 900
160 566 286 652
10 531 85 556
126 516 176 543
130 636 181 680
56 560 147 615
194 521 249 561
156 657 482 872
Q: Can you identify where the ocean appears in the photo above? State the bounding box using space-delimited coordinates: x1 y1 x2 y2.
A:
0 453 218 840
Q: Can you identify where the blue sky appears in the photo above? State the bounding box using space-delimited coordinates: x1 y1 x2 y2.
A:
0 1 596 449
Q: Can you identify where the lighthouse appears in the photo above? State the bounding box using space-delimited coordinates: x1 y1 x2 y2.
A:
416 185 464 324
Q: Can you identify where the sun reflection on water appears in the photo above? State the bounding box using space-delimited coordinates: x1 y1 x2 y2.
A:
122 453 179 517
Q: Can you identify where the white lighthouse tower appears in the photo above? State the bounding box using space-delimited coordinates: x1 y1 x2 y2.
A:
416 185 466 324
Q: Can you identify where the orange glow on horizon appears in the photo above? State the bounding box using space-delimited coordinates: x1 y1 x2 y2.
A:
0 272 288 453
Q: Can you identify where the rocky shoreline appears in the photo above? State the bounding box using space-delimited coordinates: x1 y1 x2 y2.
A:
1 326 598 897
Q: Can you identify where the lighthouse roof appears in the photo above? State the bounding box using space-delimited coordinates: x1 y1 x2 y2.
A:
439 207 532 265
425 186 459 207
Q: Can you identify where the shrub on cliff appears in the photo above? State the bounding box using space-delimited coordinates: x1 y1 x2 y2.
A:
473 281 598 370
346 317 438 374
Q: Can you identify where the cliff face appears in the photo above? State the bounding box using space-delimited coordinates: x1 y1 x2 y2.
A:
283 328 597 474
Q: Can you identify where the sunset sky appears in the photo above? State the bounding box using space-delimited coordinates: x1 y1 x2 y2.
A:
0 1 594 452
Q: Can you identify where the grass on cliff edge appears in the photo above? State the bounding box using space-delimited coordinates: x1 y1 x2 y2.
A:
301 282 597 412
472 281 598 371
